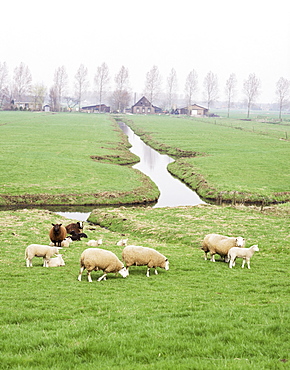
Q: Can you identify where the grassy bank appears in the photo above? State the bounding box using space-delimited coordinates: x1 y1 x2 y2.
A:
0 112 159 206
0 204 289 369
123 115 290 204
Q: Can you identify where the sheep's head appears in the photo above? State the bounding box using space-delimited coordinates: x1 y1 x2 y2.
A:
119 266 129 278
236 237 245 247
251 244 259 251
117 238 128 246
52 223 62 234
164 258 169 271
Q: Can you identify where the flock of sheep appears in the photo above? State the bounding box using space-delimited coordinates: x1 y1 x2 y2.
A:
24 221 259 281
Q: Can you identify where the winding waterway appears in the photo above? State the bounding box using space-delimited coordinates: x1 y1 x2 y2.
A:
119 122 205 208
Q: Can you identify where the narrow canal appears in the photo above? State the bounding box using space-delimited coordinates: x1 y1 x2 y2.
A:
119 122 205 208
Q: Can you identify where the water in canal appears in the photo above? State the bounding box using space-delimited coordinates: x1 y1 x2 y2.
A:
119 122 205 208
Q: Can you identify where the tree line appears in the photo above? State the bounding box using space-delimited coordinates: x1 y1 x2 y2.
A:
0 61 289 119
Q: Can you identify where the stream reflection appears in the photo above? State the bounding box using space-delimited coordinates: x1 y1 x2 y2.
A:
119 122 205 208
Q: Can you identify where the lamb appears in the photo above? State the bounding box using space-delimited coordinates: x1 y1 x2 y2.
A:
65 221 83 235
47 254 65 267
70 231 88 241
228 245 259 269
122 245 169 277
50 236 72 248
25 244 62 267
78 248 129 282
86 239 103 247
49 223 67 247
117 238 128 246
201 233 245 262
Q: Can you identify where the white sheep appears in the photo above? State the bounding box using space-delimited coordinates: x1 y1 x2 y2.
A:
25 244 62 267
86 239 103 247
228 245 259 269
78 248 129 282
117 238 128 246
201 233 245 262
50 237 73 248
122 245 169 277
47 254 65 267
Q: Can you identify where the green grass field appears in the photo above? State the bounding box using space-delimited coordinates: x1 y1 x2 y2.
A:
0 204 289 369
0 112 159 205
124 114 290 203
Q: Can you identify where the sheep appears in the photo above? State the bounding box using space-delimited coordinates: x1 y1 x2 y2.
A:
117 238 128 246
201 233 245 262
49 223 67 247
47 254 65 267
86 239 103 247
65 221 83 235
78 248 129 282
122 245 169 277
70 231 88 241
25 244 62 267
50 236 73 248
228 245 259 269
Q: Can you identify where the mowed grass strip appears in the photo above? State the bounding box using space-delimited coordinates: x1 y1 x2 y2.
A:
0 205 289 369
125 115 290 202
0 112 158 205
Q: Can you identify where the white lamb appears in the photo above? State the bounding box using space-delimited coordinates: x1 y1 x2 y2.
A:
25 244 62 267
50 237 72 248
122 245 169 277
201 233 245 262
78 248 129 282
228 245 259 269
117 238 128 246
86 239 103 247
47 254 65 267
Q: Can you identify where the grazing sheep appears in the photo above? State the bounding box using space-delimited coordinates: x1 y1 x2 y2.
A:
78 248 129 282
50 236 73 248
122 245 169 277
49 223 67 247
47 254 65 267
70 231 88 241
117 238 128 246
228 245 259 269
65 221 83 235
86 239 103 247
201 233 245 262
25 244 62 267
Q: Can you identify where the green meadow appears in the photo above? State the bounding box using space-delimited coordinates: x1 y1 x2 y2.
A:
0 111 289 368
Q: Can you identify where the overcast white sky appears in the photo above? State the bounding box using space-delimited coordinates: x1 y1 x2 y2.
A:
1 0 289 104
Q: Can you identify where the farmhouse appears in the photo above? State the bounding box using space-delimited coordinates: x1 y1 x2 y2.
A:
132 96 162 114
81 104 110 113
179 104 208 116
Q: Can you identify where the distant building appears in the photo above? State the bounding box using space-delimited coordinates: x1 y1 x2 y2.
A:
179 104 208 116
132 96 162 114
81 104 110 113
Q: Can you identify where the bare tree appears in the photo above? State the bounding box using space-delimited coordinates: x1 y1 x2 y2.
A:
276 77 290 121
49 86 58 112
0 62 9 108
53 66 68 111
225 73 237 118
144 65 162 105
31 83 47 110
13 62 32 100
113 65 130 112
203 71 219 110
74 64 89 111
184 69 198 107
166 68 178 111
243 73 261 118
94 62 110 111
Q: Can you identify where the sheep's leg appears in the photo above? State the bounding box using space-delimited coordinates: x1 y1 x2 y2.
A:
146 268 150 277
26 258 30 267
210 254 215 262
78 266 85 281
98 273 107 281
43 258 49 267
154 268 158 275
246 258 250 269
87 271 93 282
204 252 208 260
229 259 233 268
241 259 246 268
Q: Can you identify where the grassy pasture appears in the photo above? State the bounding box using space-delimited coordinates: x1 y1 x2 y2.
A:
0 112 159 206
124 115 290 203
0 204 289 369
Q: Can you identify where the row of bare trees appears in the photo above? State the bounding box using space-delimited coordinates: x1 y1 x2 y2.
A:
0 61 289 118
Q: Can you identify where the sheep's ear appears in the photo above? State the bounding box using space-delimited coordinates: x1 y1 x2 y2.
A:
52 223 55 226
59 224 62 226
165 258 168 261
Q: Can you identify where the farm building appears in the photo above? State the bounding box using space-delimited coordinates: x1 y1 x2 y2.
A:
81 104 110 113
179 104 208 116
132 96 162 114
